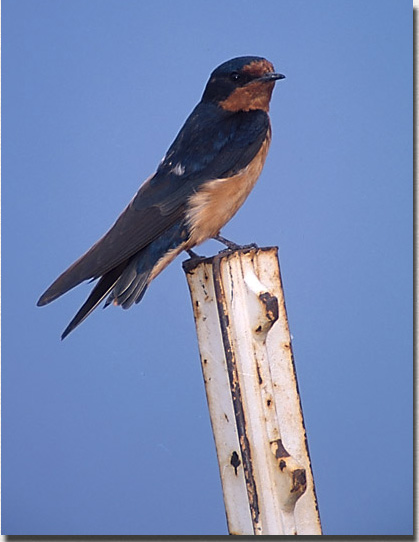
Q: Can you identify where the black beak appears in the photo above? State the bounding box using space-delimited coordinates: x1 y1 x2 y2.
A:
258 72 286 83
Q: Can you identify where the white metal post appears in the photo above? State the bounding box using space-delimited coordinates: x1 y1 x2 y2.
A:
183 247 322 536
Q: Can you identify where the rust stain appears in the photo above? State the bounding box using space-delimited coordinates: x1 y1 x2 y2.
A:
255 362 263 385
230 450 242 476
259 292 279 323
271 438 291 459
291 469 307 494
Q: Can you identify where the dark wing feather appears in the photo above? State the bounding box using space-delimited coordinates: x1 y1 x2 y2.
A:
38 103 269 306
60 262 127 340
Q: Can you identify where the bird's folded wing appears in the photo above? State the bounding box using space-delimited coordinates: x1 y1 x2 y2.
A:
37 105 269 306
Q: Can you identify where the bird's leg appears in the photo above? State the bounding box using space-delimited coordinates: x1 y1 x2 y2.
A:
186 248 200 258
213 233 259 252
212 233 241 250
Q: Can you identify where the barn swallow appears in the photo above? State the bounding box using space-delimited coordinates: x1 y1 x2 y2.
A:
37 56 285 338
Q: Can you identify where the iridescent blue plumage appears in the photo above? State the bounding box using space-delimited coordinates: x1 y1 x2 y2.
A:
155 103 269 183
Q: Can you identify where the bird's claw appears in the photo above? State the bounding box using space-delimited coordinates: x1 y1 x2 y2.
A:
242 242 259 250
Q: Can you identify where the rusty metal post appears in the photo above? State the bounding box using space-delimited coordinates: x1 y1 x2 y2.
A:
182 247 322 536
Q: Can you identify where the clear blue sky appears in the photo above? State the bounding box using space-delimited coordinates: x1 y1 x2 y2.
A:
2 0 412 536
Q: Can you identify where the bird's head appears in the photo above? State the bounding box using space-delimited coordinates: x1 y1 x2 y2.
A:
201 56 285 112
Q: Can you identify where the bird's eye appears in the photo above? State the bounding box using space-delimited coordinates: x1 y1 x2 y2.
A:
230 71 241 82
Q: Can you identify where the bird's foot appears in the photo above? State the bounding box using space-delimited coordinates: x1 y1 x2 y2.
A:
242 242 259 250
213 234 258 252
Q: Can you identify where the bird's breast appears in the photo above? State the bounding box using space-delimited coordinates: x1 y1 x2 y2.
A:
186 129 271 246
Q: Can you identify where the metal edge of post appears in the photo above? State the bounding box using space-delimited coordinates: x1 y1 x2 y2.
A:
256 248 322 534
211 252 261 530
183 253 254 535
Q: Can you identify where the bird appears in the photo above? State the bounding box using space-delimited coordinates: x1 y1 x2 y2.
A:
37 56 285 339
